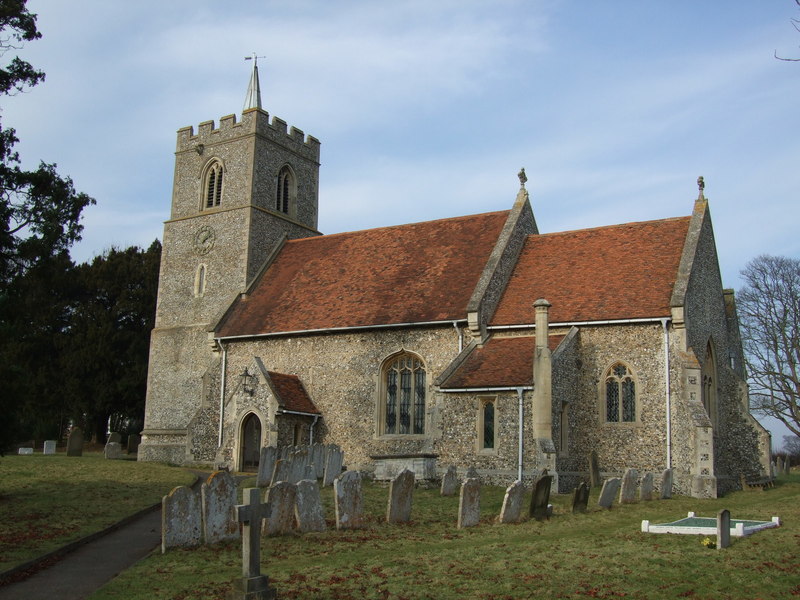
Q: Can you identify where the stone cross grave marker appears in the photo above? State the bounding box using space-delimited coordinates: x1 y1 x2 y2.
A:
529 474 553 521
640 472 654 502
43 440 56 455
597 477 621 509
66 427 83 457
457 478 481 528
386 469 415 524
162 486 201 553
201 470 239 544
660 468 673 499
619 468 638 504
440 465 458 496
498 480 525 524
264 481 297 536
571 481 589 513
589 450 601 488
323 447 344 487
295 479 326 533
232 487 276 600
717 509 731 549
334 470 364 530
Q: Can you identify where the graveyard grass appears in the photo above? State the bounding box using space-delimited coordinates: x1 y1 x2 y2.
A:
0 453 195 571
91 474 800 600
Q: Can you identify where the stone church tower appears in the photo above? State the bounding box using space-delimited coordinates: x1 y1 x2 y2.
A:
138 62 321 463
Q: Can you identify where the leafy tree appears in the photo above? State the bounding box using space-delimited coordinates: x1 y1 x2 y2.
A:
738 255 800 438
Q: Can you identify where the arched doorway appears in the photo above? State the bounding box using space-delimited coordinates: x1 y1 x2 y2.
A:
240 413 261 472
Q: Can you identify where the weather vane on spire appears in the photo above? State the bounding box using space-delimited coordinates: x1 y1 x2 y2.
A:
243 53 265 111
245 52 266 66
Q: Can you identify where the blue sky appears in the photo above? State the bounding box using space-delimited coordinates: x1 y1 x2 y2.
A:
4 1 799 445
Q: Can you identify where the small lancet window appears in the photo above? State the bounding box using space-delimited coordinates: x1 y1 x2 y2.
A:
204 161 223 209
479 399 495 451
276 166 294 214
604 363 636 423
194 264 207 297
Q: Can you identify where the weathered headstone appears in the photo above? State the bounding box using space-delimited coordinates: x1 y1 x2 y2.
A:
270 458 291 486
597 477 621 509
107 432 122 444
295 479 326 533
776 457 784 476
290 449 310 483
717 509 731 549
660 468 673 499
529 474 553 521
17 447 33 455
571 481 589 513
640 472 654 501
231 487 276 600
498 480 526 524
312 444 325 479
440 465 458 496
127 434 141 454
323 447 344 487
66 427 84 457
256 447 276 488
464 466 479 481
619 468 638 504
458 478 481 528
264 481 297 536
386 469 415 524
162 486 201 553
334 470 364 530
589 450 601 488
201 470 239 544
104 442 123 460
43 440 56 455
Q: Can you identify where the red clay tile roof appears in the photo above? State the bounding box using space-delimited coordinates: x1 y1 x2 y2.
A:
440 335 564 389
268 371 320 414
490 217 691 326
217 210 510 336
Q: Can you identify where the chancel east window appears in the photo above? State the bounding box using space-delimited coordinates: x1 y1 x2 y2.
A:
203 161 223 209
604 363 636 423
382 353 426 435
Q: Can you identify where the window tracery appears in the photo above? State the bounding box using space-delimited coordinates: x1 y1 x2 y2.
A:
381 353 426 435
604 362 636 423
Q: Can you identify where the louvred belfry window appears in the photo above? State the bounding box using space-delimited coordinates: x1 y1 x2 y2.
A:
204 161 223 209
604 363 636 423
383 354 426 435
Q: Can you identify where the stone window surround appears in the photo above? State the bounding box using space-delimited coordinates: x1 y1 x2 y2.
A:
194 263 207 298
702 339 719 428
476 396 497 455
598 361 641 426
276 164 297 218
201 158 225 210
375 350 428 438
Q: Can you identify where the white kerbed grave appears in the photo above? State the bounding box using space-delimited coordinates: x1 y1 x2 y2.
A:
641 511 781 537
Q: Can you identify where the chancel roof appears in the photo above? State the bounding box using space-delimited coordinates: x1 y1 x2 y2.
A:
217 210 510 337
439 335 565 389
490 217 691 326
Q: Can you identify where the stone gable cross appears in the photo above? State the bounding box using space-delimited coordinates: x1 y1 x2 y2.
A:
231 488 276 599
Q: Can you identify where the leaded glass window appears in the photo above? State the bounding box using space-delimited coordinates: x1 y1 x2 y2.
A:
604 363 636 423
383 354 426 435
482 401 495 450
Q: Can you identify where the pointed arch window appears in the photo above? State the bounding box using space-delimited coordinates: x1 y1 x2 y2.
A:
194 264 207 297
603 362 637 423
276 165 295 214
381 353 426 435
702 341 718 427
203 161 224 209
478 397 496 453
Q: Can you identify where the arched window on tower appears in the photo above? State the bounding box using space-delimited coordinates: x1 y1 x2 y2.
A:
203 160 224 209
276 165 295 215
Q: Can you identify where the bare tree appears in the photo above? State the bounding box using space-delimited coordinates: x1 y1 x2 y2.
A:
738 255 800 437
784 435 800 464
776 0 800 61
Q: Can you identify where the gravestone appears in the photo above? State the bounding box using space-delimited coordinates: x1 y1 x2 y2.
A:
498 480 526 524
43 440 56 455
107 432 122 444
571 481 589 513
619 468 638 504
588 450 601 488
334 470 364 530
529 474 553 521
660 468 673 499
640 472 654 501
256 447 277 488
17 447 33 455
270 458 291 486
312 444 325 479
201 470 239 544
386 469 415 524
597 477 621 509
290 449 310 483
776 457 784 476
265 481 296 536
104 442 123 459
66 427 84 457
323 447 344 487
717 509 731 549
440 465 458 496
162 486 201 553
295 479 326 533
231 487 276 600
464 466 479 481
458 478 481 528
127 434 141 454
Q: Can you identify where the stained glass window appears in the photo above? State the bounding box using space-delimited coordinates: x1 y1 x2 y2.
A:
383 354 426 435
605 363 636 423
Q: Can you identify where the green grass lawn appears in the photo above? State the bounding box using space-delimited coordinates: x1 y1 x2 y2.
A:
0 452 196 571
90 474 800 600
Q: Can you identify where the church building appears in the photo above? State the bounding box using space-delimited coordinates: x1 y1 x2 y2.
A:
139 64 771 497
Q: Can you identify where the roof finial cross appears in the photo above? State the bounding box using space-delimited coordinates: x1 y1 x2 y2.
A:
518 167 528 190
697 175 705 200
245 52 266 67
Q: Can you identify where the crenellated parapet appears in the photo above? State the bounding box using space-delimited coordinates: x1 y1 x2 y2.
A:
176 108 320 163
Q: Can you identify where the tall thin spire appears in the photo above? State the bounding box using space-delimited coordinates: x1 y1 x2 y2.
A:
243 53 264 111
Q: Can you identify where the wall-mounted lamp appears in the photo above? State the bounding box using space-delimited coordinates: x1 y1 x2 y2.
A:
240 368 255 396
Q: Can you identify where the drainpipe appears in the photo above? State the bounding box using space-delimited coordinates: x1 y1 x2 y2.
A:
517 386 525 481
309 414 320 445
217 340 227 448
661 318 672 469
453 320 463 353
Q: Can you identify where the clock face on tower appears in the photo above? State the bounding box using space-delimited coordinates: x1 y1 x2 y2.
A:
194 225 216 255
